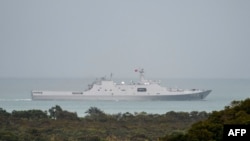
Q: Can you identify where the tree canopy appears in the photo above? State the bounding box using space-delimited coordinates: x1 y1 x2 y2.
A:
1 98 250 141
159 98 250 141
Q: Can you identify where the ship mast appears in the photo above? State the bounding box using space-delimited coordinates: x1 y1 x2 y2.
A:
135 68 148 84
139 69 145 82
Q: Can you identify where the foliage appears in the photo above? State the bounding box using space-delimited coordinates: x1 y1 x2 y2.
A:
85 107 105 116
12 109 48 119
85 107 107 121
0 108 11 117
1 98 249 141
48 105 78 120
159 98 250 141
0 105 208 141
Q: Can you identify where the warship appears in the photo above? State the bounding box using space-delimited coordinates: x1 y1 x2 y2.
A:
31 69 211 101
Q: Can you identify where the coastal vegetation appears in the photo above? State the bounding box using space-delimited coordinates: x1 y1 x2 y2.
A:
0 98 250 141
159 98 250 141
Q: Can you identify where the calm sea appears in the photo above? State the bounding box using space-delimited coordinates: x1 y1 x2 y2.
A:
0 78 249 117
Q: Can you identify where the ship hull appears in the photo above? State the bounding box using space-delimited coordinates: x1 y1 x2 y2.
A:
31 69 212 101
31 90 211 101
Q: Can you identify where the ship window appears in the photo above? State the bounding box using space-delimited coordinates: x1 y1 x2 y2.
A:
137 88 147 92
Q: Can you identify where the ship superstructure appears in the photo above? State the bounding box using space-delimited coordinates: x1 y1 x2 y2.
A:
32 69 211 101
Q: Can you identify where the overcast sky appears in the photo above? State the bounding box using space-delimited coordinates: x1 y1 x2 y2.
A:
0 0 250 79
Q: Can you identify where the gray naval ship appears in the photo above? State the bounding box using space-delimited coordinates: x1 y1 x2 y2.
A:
31 69 211 101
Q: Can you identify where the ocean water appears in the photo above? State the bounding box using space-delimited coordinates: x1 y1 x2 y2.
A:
0 78 249 117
